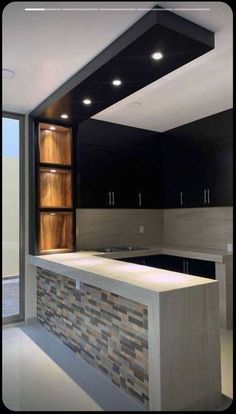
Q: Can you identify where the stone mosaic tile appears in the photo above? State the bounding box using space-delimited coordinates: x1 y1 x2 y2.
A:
36 267 149 408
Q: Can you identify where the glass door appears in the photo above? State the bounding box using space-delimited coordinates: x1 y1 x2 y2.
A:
2 113 24 323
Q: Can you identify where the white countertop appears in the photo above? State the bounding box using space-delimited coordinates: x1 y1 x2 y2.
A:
94 244 231 262
30 244 227 297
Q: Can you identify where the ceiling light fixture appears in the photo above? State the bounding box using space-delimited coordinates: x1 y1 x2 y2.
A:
49 126 56 130
60 114 69 119
112 79 122 86
83 98 92 105
2 68 15 79
151 52 163 60
50 170 57 173
127 102 142 109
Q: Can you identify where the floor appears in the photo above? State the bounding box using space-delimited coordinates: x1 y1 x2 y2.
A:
2 325 103 412
2 277 19 317
2 324 233 411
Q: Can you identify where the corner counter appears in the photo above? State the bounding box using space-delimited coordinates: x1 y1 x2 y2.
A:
30 250 223 411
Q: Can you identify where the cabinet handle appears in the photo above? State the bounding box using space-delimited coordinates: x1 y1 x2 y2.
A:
108 192 111 206
207 189 210 204
183 260 185 273
138 192 142 207
112 191 115 206
180 192 183 206
204 189 207 204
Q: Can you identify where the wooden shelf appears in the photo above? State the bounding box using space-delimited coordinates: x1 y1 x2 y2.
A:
39 212 73 253
39 168 72 208
39 248 73 254
39 123 72 165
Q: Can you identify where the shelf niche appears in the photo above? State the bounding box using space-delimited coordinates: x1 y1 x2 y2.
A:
39 123 72 166
39 212 73 253
39 168 72 208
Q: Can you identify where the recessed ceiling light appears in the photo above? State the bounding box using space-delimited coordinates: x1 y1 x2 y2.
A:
50 169 57 173
112 79 122 86
151 52 163 60
60 114 69 119
49 126 56 130
127 102 142 109
83 98 92 105
2 68 15 79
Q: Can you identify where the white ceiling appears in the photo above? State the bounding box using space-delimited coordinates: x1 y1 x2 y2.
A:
2 1 155 114
94 2 233 131
3 2 233 131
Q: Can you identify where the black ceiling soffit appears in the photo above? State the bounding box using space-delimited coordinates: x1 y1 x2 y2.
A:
31 5 214 125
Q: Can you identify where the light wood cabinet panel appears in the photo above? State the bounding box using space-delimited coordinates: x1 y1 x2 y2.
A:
39 123 72 165
39 212 73 253
39 168 72 208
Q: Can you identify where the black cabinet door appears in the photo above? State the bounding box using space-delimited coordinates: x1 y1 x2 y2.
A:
117 256 147 265
137 152 163 208
79 143 163 209
79 144 111 208
187 258 215 279
181 138 233 208
117 255 215 280
184 145 206 207
111 148 140 208
210 137 233 206
162 142 179 208
142 255 215 279
189 137 233 208
162 142 191 208
146 255 184 272
162 136 233 209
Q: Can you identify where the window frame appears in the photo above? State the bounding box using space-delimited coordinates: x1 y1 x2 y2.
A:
2 111 25 324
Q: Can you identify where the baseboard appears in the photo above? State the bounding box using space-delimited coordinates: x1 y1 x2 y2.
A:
3 275 19 280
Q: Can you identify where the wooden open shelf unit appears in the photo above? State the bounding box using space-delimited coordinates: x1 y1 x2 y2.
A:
39 123 72 166
39 168 73 208
39 212 73 253
37 122 75 254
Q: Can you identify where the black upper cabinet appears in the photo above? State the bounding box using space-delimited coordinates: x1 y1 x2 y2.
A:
163 109 233 208
78 119 163 209
79 143 163 208
182 137 233 208
135 151 163 208
163 138 233 209
210 137 233 206
78 110 232 209
162 141 191 208
79 144 109 208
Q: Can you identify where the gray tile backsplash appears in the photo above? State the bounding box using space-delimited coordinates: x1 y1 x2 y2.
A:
163 207 233 250
76 209 163 250
76 207 232 251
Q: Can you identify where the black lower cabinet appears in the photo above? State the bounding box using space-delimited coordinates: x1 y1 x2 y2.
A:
118 256 147 265
117 254 215 279
146 254 184 272
187 257 215 279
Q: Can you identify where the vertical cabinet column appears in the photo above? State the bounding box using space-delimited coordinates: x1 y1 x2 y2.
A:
31 122 75 254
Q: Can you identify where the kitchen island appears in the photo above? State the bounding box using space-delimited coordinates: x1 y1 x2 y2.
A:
30 249 223 411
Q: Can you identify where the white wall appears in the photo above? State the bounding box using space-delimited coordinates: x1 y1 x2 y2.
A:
2 153 19 277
